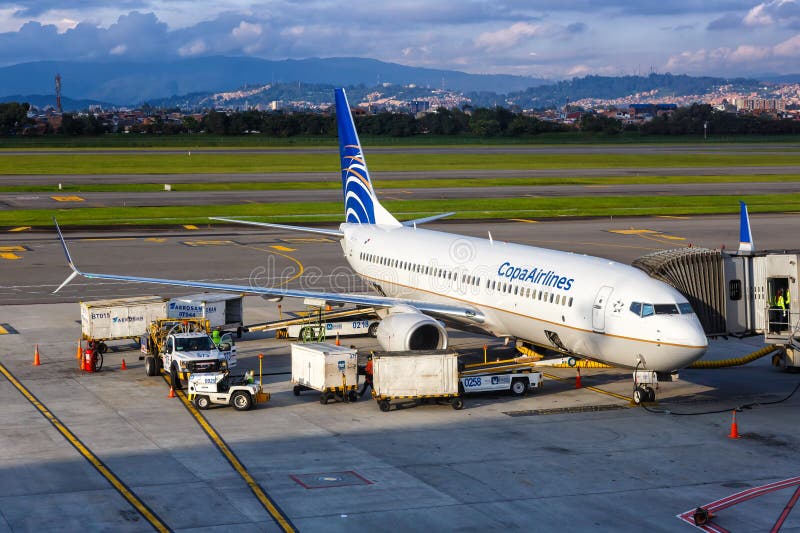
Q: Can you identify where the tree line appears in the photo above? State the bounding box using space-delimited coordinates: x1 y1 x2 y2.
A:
2 101 799 138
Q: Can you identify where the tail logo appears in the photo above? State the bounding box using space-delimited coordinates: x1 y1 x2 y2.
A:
341 143 376 224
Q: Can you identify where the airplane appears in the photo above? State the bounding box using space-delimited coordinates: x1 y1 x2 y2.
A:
54 87 708 403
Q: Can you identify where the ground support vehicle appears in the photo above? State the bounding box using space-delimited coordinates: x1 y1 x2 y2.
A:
291 343 359 404
632 370 658 404
187 371 270 411
247 306 378 341
371 350 463 412
167 293 245 337
80 296 167 354
140 318 237 389
459 371 543 396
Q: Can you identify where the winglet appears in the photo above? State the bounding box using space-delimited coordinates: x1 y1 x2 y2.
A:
53 218 82 293
738 201 754 254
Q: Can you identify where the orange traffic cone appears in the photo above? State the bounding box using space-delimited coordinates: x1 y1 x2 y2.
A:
575 367 582 389
168 387 175 398
728 410 740 439
76 340 82 360
120 359 127 371
335 332 341 346
33 344 41 366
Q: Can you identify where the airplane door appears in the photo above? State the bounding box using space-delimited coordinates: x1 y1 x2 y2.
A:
592 286 614 332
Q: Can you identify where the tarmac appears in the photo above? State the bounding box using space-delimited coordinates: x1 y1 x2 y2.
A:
1 217 799 531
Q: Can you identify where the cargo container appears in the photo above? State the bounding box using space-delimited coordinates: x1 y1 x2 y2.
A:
372 350 463 411
167 293 244 336
80 296 167 351
291 343 359 404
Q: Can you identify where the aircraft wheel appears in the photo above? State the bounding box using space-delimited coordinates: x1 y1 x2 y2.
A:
632 387 644 405
645 386 656 403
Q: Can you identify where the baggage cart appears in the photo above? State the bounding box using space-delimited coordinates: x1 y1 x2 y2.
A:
291 343 359 404
371 350 463 412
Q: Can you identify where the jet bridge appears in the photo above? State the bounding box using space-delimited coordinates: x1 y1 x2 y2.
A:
633 247 800 370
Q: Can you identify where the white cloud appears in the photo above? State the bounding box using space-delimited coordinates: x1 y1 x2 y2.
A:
178 39 207 56
474 22 544 51
232 21 262 41
664 33 800 73
109 43 127 55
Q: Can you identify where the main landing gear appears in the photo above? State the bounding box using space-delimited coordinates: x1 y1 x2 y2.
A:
632 370 658 405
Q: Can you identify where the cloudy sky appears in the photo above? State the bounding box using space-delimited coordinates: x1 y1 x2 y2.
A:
1 0 800 78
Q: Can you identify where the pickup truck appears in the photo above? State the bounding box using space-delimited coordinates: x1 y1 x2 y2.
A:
142 324 237 389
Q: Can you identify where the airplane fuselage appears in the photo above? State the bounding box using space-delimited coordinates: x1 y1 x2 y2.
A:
342 223 708 372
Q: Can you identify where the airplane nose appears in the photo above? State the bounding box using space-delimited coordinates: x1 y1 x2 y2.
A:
671 318 708 368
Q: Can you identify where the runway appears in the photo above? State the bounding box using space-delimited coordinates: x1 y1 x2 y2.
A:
3 165 800 187
1 181 796 210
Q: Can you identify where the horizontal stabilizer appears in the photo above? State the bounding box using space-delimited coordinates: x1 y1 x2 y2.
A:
402 212 455 227
209 217 343 237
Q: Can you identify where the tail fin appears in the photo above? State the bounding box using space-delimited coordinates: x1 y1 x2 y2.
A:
738 201 755 254
335 88 400 226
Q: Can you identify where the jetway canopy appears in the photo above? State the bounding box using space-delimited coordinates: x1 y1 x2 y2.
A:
633 248 726 336
634 247 800 341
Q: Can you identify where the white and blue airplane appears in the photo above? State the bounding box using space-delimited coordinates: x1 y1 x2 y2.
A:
55 88 708 401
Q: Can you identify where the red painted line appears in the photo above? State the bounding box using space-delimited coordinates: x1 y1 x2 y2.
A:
770 485 800 533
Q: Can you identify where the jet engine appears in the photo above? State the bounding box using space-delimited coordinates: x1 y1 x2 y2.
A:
376 312 448 351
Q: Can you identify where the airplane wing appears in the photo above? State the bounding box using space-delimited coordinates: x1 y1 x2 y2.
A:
53 220 484 325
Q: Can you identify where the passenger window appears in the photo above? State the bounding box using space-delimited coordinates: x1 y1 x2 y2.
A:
641 303 654 317
568 297 573 307
549 293 554 303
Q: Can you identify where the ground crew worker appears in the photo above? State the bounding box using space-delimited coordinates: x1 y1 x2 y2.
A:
776 289 786 332
786 288 791 327
359 354 373 398
211 329 221 346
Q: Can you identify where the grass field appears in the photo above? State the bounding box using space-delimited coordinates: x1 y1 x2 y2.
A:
3 133 800 149
2 173 800 193
5 193 800 227
2 152 800 175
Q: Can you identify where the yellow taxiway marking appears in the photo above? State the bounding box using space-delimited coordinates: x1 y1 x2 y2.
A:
656 215 690 219
0 252 21 260
608 229 658 235
270 245 296 252
182 240 233 247
0 325 8 335
183 224 199 230
509 218 538 224
542 372 632 402
658 234 686 241
0 363 169 532
8 226 31 232
51 195 84 202
0 245 26 252
145 237 167 243
281 237 334 243
162 375 295 532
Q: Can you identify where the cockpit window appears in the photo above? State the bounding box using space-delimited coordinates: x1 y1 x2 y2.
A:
654 304 680 315
630 302 642 315
678 302 694 314
641 303 654 317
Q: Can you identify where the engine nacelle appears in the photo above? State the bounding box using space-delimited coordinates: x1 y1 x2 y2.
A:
376 312 448 351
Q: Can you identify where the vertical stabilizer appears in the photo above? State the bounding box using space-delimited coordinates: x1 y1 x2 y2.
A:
738 201 755 253
335 88 400 226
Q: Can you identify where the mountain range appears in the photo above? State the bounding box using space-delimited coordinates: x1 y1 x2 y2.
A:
0 56 545 107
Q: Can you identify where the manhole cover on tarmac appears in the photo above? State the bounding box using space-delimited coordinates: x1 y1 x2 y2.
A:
290 471 373 489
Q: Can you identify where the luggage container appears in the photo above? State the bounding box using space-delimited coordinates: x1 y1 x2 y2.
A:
291 343 359 404
372 350 463 412
80 296 167 352
167 293 245 336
